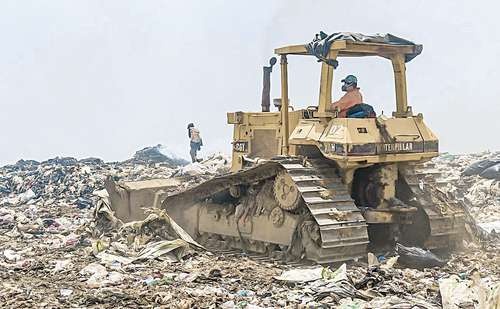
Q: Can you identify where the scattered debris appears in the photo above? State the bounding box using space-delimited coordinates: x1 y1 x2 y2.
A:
126 144 189 166
396 243 446 269
463 158 500 177
439 273 493 309
481 163 500 180
59 288 73 297
0 151 498 307
274 266 324 283
432 151 500 225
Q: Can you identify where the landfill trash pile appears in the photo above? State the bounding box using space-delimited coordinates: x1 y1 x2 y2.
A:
1 151 499 308
0 148 231 306
125 144 190 166
0 148 229 209
429 151 500 232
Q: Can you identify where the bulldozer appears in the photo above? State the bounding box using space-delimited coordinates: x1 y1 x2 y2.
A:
110 32 465 263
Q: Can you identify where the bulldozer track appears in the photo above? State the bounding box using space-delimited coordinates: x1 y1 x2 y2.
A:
163 157 369 264
163 158 464 265
278 158 369 263
400 163 465 249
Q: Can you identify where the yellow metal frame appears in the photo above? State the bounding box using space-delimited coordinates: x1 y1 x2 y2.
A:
274 40 419 150
280 55 290 154
274 40 416 57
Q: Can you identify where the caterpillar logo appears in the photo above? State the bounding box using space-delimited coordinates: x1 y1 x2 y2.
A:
233 141 248 153
382 142 414 153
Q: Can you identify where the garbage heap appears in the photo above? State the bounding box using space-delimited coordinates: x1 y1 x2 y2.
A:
0 146 228 209
125 144 190 166
429 151 500 232
0 150 499 308
0 148 231 307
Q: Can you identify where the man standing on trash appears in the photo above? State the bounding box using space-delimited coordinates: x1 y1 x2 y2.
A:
187 123 203 163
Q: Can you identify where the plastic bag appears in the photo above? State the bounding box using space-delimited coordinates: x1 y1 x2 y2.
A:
463 159 500 176
396 243 446 268
479 163 500 180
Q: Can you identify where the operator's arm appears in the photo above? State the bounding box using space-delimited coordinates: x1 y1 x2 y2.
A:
331 93 353 112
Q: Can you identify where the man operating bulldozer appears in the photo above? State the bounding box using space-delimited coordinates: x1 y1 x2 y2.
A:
330 74 364 117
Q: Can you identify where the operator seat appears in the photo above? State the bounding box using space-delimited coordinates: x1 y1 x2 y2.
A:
346 103 376 118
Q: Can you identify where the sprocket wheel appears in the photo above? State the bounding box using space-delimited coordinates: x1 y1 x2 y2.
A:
273 171 300 210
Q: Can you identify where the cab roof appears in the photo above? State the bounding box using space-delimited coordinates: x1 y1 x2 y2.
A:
274 32 422 62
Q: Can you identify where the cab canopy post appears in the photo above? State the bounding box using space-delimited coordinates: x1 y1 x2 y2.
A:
391 54 410 117
280 55 290 155
318 51 338 113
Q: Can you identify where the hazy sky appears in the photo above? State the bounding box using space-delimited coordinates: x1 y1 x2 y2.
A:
1 0 499 164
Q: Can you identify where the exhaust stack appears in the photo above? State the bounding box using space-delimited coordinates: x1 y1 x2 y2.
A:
261 57 277 112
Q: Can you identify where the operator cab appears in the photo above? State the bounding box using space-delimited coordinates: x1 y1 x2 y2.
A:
273 32 437 168
227 32 438 171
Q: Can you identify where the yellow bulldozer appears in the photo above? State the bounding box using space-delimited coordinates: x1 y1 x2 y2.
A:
109 32 465 263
